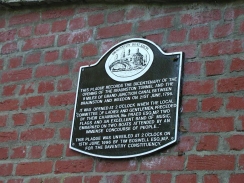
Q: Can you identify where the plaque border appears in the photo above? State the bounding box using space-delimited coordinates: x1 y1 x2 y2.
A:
69 38 183 159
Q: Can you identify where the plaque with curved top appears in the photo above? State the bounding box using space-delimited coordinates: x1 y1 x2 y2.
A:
70 38 183 159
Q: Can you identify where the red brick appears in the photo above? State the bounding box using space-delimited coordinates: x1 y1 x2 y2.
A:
49 110 66 123
31 112 45 126
7 179 23 183
187 155 235 170
63 176 82 183
65 144 80 157
227 96 244 110
21 96 44 110
190 117 234 132
225 8 244 20
84 176 102 183
35 64 69 77
167 44 196 59
19 83 35 95
58 30 92 46
49 93 75 106
55 159 93 173
0 18 5 28
69 17 85 30
0 58 3 70
201 40 243 57
145 33 164 46
174 136 195 152
35 23 50 35
214 23 233 38
229 174 244 183
42 8 74 20
42 177 60 183
0 29 16 42
52 20 67 33
0 147 8 160
226 135 244 150
22 36 55 51
108 10 125 23
239 116 244 131
21 128 55 141
239 21 244 33
82 43 98 57
9 57 22 69
239 154 244 170
0 163 13 176
176 174 197 183
0 99 19 111
18 26 32 37
183 80 214 95
57 78 72 91
45 50 59 62
189 26 209 41
126 7 145 20
150 173 172 183
105 175 124 183
168 29 187 43
73 60 97 72
2 85 17 96
201 97 223 112
197 135 219 151
9 12 39 25
137 16 174 32
1 42 18 54
46 144 64 158
218 77 244 93
59 127 71 140
182 98 198 112
204 174 219 183
0 115 7 127
25 52 41 64
12 113 27 126
62 47 78 60
206 59 224 76
16 161 53 176
11 146 26 159
231 57 244 72
184 62 201 76
88 13 104 26
1 68 32 83
0 131 18 142
181 9 221 25
100 40 118 54
29 146 43 159
141 156 184 171
97 23 132 39
128 173 147 183
96 159 137 172
38 81 55 93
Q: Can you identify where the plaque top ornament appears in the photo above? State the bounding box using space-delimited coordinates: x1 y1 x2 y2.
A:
70 38 183 159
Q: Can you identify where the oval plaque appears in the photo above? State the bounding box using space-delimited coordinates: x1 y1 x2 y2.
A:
70 38 183 159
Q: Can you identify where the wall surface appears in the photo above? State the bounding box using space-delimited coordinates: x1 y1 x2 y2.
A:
0 1 244 183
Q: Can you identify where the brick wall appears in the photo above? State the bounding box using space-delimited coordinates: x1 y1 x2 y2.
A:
0 2 244 183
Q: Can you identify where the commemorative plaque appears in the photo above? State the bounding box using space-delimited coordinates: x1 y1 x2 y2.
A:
70 38 183 158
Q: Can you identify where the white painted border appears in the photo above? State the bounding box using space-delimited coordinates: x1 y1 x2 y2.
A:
69 38 183 159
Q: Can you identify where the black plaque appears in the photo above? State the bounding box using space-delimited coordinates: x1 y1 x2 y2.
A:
70 38 183 158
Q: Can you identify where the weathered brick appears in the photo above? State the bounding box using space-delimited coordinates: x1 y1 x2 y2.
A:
42 8 75 20
206 59 224 76
0 99 19 111
38 81 54 93
0 18 5 28
31 112 45 126
167 44 197 59
0 131 18 142
21 96 44 109
2 85 17 96
226 135 244 150
7 178 23 183
231 57 244 72
201 97 223 112
0 163 13 176
44 50 59 62
59 127 71 140
168 29 187 43
0 147 8 160
225 8 244 20
0 115 7 127
52 20 67 33
97 23 132 39
9 57 22 69
46 144 64 158
218 77 244 93
29 146 43 159
204 174 220 183
49 110 66 123
18 26 32 38
227 96 244 110
150 173 172 183
96 159 137 172
63 176 82 183
126 7 145 20
1 68 32 83
189 26 209 41
21 128 55 141
84 176 102 183
35 23 50 35
16 161 53 176
105 175 124 183
57 78 72 91
22 36 55 51
145 33 164 46
9 12 39 26
239 154 244 170
127 173 147 183
35 64 69 78
88 13 104 26
69 17 85 30
58 30 92 46
214 23 233 38
229 174 244 183
137 16 174 32
184 62 201 76
48 93 75 106
197 135 219 151
141 156 185 171
11 146 26 159
62 47 78 60
183 80 214 95
1 42 18 54
25 52 41 64
182 98 198 112
176 174 197 183
81 43 98 57
12 113 27 126
187 155 235 170
0 29 16 43
190 117 234 132
107 10 125 23
55 159 93 173
174 136 195 152
19 83 35 95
